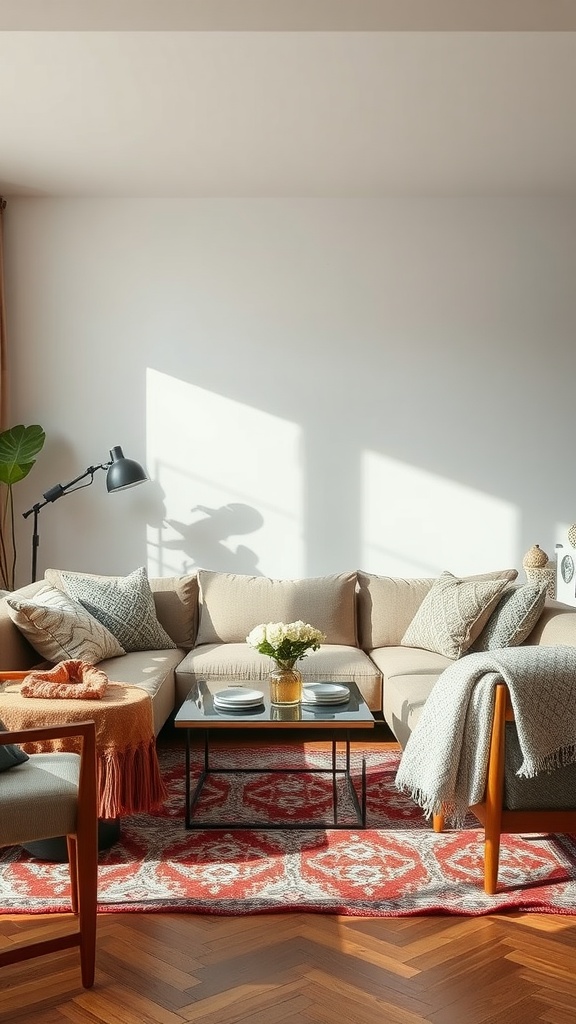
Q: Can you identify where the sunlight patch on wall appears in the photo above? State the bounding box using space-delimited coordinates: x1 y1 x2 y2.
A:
146 370 303 577
362 451 519 577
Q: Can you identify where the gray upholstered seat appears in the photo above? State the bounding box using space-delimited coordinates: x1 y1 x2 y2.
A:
1 752 80 846
0 721 98 988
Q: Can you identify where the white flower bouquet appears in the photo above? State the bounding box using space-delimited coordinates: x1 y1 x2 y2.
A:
246 620 326 669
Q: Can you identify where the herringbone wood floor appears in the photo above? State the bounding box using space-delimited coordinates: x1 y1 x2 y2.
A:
2 910 576 1023
2 730 576 1022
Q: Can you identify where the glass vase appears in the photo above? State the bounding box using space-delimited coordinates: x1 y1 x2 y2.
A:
269 662 302 706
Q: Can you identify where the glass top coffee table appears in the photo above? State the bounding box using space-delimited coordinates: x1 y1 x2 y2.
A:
174 678 375 830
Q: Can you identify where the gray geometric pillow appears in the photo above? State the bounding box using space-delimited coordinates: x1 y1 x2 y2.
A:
57 566 177 653
469 582 548 653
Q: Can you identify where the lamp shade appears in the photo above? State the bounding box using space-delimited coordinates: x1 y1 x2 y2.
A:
106 446 148 492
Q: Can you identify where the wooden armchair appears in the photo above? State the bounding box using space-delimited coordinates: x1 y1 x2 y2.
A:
0 720 98 987
433 682 576 894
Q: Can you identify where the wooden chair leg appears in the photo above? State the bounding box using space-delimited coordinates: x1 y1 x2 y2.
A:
482 684 507 895
484 822 501 896
75 721 98 988
67 835 79 915
75 824 97 987
433 812 445 832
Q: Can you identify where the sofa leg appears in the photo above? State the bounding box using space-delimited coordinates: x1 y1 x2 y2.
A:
433 812 444 833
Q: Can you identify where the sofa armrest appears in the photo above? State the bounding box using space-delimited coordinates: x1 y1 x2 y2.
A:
522 599 576 647
0 592 43 671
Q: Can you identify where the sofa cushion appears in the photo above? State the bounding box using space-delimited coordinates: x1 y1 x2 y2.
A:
400 571 511 659
0 716 30 772
98 648 183 735
46 566 176 653
368 644 453 681
5 584 125 664
175 642 382 710
196 570 358 647
357 573 435 649
382 672 441 749
370 645 452 745
469 582 548 653
148 575 199 648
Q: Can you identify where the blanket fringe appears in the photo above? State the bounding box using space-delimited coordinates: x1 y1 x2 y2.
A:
98 739 168 818
519 742 576 779
396 780 469 828
396 783 441 822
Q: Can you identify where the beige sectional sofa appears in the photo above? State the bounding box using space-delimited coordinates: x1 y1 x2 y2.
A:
1 566 576 743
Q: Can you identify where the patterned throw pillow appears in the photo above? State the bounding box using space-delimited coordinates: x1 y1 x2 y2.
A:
54 566 177 653
0 717 29 772
400 571 510 659
469 582 548 652
6 585 125 664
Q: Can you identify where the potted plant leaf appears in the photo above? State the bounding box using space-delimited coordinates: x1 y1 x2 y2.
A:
0 424 46 590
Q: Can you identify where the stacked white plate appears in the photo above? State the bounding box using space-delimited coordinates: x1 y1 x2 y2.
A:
213 687 265 711
301 683 350 706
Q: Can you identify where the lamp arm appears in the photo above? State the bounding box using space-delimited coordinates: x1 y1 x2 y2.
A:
20 447 146 584
22 464 108 520
21 464 108 584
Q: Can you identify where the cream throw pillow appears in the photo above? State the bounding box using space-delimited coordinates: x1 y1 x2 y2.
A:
6 585 125 664
196 570 357 646
401 571 511 659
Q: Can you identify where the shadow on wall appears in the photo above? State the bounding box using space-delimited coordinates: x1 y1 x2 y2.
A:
165 503 264 575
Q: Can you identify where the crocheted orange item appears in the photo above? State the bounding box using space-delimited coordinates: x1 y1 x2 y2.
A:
20 659 109 700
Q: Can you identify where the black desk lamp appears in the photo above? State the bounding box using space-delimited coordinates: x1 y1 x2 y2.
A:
22 446 148 582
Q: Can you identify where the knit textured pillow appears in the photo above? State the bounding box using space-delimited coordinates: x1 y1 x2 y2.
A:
6 585 125 664
401 571 510 659
469 582 548 653
53 566 177 653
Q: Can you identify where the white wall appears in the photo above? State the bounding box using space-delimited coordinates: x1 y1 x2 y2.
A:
4 198 576 587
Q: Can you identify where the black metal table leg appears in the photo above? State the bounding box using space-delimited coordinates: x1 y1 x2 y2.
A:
332 737 338 824
185 728 191 828
182 728 368 831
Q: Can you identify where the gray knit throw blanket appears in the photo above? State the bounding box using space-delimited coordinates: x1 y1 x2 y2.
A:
395 645 576 826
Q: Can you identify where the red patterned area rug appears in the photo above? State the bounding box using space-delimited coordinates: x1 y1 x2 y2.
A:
2 744 576 917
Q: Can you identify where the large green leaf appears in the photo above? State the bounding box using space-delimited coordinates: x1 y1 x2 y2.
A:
0 424 46 486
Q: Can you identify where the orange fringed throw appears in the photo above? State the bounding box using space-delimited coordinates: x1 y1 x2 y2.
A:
21 659 110 700
0 679 168 818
